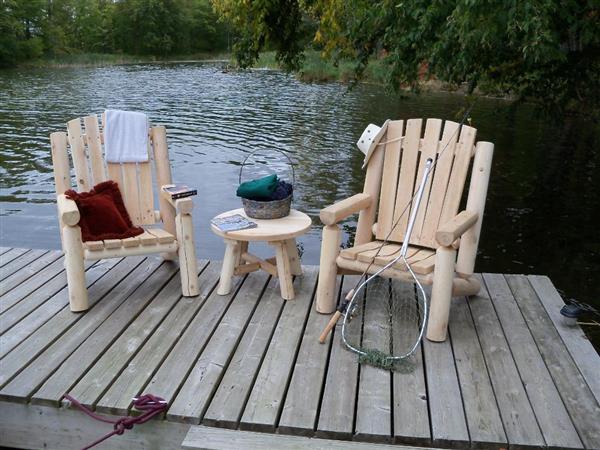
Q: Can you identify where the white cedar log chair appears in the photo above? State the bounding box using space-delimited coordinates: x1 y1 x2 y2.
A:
50 115 199 312
315 118 494 342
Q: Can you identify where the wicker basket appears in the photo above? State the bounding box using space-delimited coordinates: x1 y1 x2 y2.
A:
239 149 295 220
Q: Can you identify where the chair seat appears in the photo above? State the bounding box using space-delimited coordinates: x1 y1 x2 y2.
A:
83 229 175 252
339 241 435 275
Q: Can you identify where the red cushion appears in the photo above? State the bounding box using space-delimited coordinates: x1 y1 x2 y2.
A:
65 181 144 242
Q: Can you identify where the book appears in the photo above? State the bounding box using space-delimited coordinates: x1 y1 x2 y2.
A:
162 184 197 200
211 214 257 232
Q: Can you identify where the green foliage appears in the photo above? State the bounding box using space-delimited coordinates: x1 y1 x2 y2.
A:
0 0 228 67
212 0 600 115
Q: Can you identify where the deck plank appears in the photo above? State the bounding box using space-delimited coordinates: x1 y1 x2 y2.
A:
31 261 186 406
0 249 48 282
0 258 122 360
203 277 286 429
391 281 430 445
141 268 245 409
0 248 30 268
66 261 217 410
482 273 583 449
355 279 392 442
239 267 318 432
167 271 271 423
448 296 507 448
278 272 339 436
183 425 443 450
0 247 11 256
0 257 164 402
423 320 470 447
528 275 600 404
0 250 62 299
0 257 144 391
316 275 360 440
0 259 94 335
505 274 600 449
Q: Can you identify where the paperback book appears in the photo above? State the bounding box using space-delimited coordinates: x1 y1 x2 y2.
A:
211 214 258 232
162 184 197 200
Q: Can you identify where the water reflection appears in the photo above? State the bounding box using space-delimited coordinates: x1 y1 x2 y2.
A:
0 63 598 344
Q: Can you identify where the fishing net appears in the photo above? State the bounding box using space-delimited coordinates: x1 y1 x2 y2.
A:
341 274 427 372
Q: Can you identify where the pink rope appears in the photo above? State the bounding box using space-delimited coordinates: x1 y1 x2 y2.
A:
63 393 168 450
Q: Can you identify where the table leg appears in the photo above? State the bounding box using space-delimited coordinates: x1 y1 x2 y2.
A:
218 239 239 295
272 241 295 300
236 241 248 267
285 239 302 276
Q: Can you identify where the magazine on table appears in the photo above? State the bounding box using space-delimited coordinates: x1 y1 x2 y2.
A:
211 214 257 232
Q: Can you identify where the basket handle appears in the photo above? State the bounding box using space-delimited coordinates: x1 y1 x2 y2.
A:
238 148 296 186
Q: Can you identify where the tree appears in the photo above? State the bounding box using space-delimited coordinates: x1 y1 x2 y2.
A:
212 0 600 116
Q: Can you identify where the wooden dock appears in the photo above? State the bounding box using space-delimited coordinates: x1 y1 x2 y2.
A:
0 247 599 450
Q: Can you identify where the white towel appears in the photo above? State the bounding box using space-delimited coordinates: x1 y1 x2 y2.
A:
104 109 149 163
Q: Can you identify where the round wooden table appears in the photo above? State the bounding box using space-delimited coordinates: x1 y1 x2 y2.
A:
211 208 312 300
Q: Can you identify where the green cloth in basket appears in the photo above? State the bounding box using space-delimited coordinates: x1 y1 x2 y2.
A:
236 174 278 200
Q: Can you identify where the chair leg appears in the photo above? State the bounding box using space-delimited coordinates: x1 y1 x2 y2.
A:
426 245 456 342
176 213 199 296
316 225 341 314
218 239 239 295
63 225 88 312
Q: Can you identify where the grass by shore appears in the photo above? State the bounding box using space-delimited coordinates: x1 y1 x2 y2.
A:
17 52 230 69
253 51 388 84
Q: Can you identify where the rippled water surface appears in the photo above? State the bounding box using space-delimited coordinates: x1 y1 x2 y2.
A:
1 63 599 343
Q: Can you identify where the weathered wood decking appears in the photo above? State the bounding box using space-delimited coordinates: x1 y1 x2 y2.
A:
0 247 599 450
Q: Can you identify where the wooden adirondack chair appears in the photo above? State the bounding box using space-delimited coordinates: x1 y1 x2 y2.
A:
50 115 199 312
315 118 494 342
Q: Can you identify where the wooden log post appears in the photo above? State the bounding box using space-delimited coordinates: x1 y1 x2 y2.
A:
152 127 177 260
456 141 494 278
218 239 239 295
62 225 88 312
316 224 341 313
176 212 199 297
426 245 456 342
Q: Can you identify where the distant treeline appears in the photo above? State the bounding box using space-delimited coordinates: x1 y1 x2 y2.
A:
0 0 229 67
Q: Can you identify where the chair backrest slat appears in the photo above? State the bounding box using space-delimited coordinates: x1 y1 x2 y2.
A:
138 154 155 225
412 119 443 240
388 118 422 242
371 118 478 249
121 163 143 225
83 115 107 184
375 120 403 240
67 118 91 191
438 125 477 229
107 163 124 192
418 120 460 246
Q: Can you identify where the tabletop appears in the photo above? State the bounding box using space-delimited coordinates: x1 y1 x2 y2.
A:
210 208 312 242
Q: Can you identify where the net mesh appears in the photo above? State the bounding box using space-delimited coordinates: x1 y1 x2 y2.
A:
342 276 426 372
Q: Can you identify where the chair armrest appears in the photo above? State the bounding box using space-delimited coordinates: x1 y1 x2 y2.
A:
57 194 80 226
436 210 478 247
160 187 194 214
320 193 372 226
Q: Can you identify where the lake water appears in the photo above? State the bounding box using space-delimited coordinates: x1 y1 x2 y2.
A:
1 63 598 347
